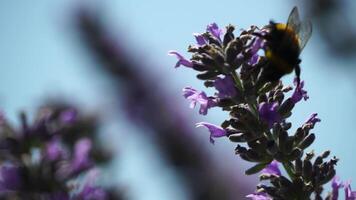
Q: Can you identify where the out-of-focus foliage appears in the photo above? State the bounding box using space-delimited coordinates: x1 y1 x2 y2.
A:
0 102 123 199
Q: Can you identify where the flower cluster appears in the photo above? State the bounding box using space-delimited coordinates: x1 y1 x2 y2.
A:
0 103 121 199
169 22 349 199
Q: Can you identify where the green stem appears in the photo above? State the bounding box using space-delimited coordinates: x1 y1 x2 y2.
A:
231 71 243 92
282 162 295 180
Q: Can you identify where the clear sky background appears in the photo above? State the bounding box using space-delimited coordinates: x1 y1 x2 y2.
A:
1 1 356 199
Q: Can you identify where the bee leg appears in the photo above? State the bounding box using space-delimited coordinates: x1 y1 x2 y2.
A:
295 65 301 86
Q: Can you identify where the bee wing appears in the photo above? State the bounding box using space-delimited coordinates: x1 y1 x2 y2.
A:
297 20 312 51
286 7 301 34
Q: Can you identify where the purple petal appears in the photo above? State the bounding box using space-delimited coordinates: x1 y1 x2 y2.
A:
331 176 343 200
60 108 77 124
196 122 226 144
45 137 64 161
262 160 281 176
213 75 237 98
291 78 309 104
246 192 272 200
168 51 193 68
248 54 260 66
193 33 207 46
71 138 93 173
182 87 216 115
258 102 280 128
304 113 321 127
206 23 223 42
250 36 264 55
345 181 356 200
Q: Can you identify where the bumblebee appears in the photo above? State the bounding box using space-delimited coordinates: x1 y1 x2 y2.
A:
257 7 312 86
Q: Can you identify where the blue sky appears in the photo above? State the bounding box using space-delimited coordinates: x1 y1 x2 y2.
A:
1 1 356 199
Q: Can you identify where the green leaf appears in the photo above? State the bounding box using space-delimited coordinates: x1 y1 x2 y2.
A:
245 163 268 175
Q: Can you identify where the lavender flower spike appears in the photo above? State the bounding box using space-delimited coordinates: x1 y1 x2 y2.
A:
196 122 226 144
168 50 194 68
246 192 272 200
258 102 280 128
183 87 216 115
291 78 309 104
206 23 223 42
331 176 343 200
261 160 281 176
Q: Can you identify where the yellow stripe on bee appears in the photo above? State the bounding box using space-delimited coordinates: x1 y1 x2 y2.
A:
265 50 294 73
275 23 301 47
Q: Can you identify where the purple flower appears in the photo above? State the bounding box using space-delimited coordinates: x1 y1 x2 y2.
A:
304 113 321 127
261 160 281 176
331 176 343 200
258 102 280 128
0 164 22 191
45 138 64 161
247 31 266 66
213 75 237 98
206 23 223 42
168 51 193 68
60 108 77 124
183 87 216 115
246 192 272 200
248 54 260 66
291 78 309 104
71 138 93 173
193 33 207 46
196 122 226 144
345 181 356 200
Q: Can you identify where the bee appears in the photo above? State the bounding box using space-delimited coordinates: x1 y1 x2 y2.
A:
257 6 312 86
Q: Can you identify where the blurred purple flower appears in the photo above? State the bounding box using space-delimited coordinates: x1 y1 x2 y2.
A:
246 192 272 200
0 164 22 191
45 137 65 161
196 122 226 144
71 138 93 173
331 176 343 200
258 102 280 128
183 87 216 115
206 23 223 42
74 169 107 200
214 75 237 98
60 108 77 124
193 33 207 46
168 51 194 68
291 78 309 104
261 160 281 176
